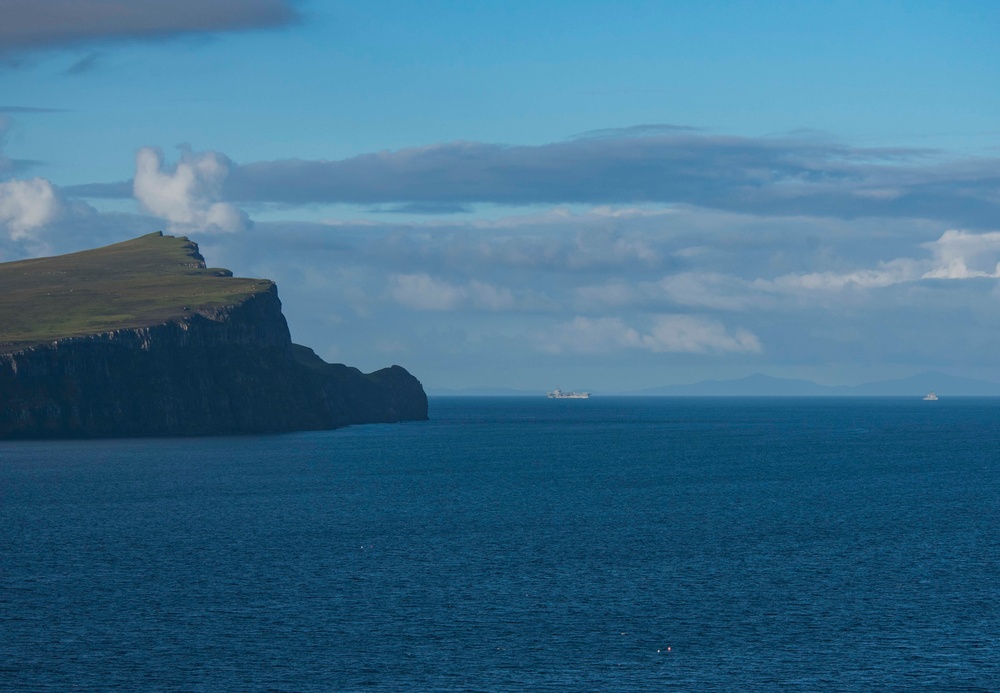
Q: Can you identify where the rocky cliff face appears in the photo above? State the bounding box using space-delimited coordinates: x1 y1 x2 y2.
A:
0 283 428 438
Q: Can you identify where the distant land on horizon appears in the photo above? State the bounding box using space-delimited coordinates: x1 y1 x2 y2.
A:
427 371 1000 397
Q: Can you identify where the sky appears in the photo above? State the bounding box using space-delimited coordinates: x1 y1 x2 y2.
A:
1 0 1000 392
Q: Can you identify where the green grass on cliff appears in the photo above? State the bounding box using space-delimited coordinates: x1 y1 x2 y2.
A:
0 232 272 351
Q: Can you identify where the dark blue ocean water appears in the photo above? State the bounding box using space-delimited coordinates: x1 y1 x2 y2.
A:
2 397 999 691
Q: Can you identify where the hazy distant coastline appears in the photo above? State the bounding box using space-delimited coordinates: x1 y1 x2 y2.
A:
428 371 1000 397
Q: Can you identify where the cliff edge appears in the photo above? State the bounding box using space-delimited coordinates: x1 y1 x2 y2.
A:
0 232 428 438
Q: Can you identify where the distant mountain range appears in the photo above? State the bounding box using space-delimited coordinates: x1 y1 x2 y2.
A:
627 371 1000 396
428 371 1000 397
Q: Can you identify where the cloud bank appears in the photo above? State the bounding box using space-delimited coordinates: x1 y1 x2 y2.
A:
229 133 927 212
539 315 762 355
0 0 298 54
221 131 995 229
73 128 1000 228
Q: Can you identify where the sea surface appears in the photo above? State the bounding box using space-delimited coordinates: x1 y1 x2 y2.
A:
2 397 999 691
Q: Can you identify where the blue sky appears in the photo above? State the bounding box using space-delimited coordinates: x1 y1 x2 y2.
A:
2 0 1000 391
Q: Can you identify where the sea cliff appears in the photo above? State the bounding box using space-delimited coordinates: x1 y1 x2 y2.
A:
0 233 427 438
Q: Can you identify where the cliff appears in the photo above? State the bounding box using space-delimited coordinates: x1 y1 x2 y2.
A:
0 233 427 438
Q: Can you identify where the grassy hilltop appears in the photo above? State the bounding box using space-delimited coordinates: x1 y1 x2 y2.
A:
0 232 271 351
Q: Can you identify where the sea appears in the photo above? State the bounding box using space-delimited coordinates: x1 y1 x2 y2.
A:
2 396 999 691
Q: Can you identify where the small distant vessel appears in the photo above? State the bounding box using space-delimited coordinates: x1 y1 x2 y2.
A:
548 388 590 399
923 392 939 401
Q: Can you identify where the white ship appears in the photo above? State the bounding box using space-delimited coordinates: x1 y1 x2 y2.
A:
548 388 590 399
923 392 939 401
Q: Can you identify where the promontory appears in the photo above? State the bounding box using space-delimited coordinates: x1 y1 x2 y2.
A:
0 232 428 438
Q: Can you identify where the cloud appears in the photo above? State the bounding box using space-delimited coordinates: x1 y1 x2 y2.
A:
578 263 925 317
0 0 298 55
388 273 533 312
176 213 1000 388
389 273 468 311
362 212 672 279
922 229 1000 279
207 129 1000 227
654 272 773 311
575 227 1000 318
370 202 474 215
0 177 66 241
133 146 248 234
65 51 104 75
1 116 56 177
0 120 118 253
765 259 924 292
755 229 1000 289
224 134 861 206
62 180 132 198
253 212 1000 318
540 315 762 355
642 315 762 353
68 128 1000 228
0 115 46 176
572 124 703 139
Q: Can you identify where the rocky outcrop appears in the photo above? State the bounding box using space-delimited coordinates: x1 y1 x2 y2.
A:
0 283 428 438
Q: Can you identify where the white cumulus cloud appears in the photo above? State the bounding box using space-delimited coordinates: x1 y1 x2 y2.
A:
133 145 248 234
922 229 1000 279
0 177 66 241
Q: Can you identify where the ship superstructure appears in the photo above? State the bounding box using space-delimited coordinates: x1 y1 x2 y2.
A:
548 388 590 399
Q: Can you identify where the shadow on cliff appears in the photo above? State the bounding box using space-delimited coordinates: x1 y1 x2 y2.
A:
0 281 428 439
